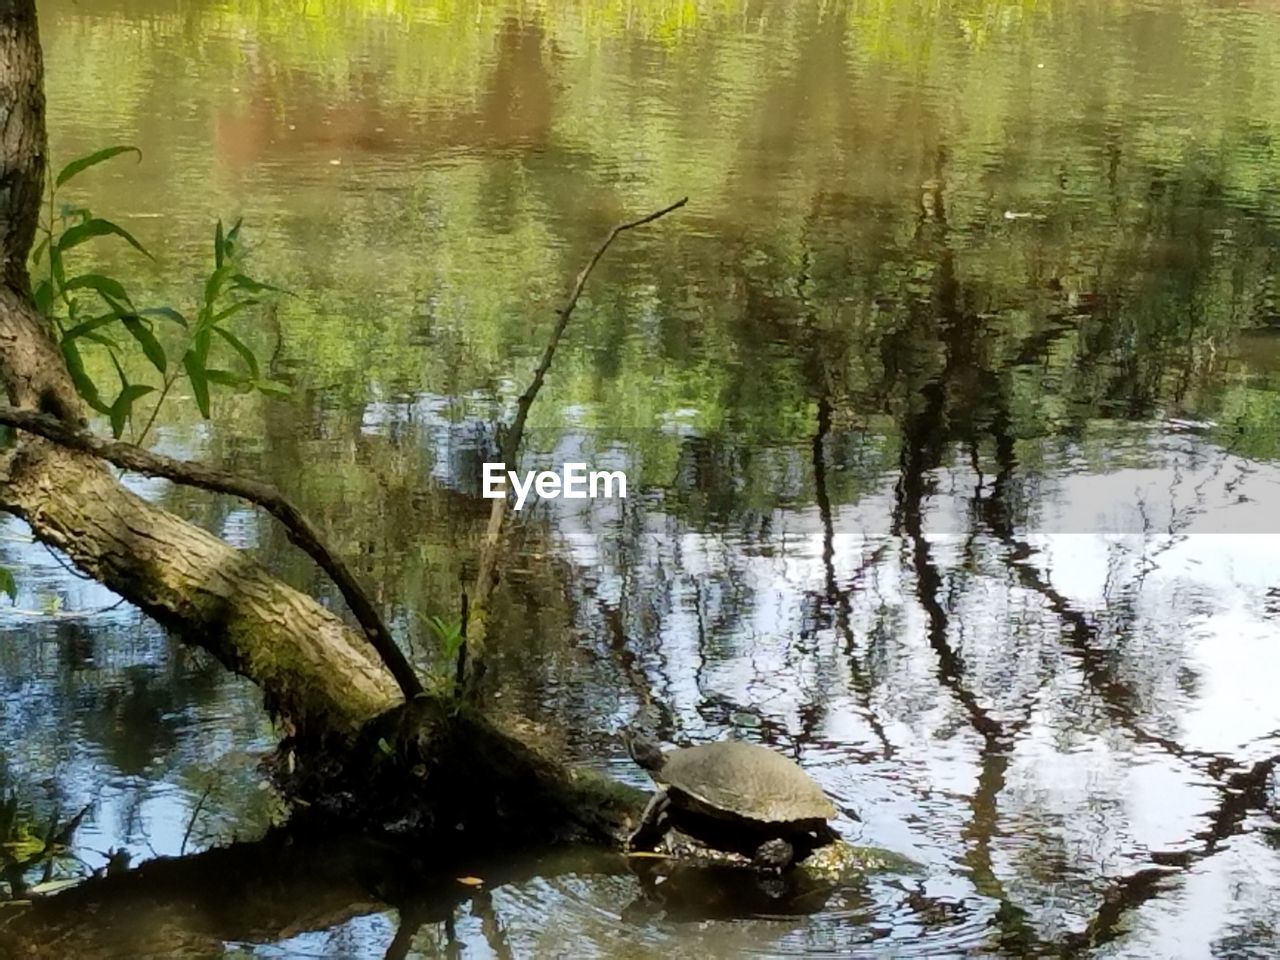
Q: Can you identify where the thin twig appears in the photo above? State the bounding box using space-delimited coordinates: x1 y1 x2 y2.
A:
0 404 424 701
477 196 687 589
179 785 212 856
503 196 688 464
453 589 469 698
462 197 687 689
41 541 95 580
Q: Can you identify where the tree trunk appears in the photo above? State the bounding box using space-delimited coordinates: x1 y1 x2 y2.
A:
0 0 46 292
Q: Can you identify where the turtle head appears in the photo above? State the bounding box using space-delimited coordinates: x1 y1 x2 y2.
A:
622 729 666 773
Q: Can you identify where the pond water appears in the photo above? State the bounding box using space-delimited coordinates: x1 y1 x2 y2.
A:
3 0 1280 956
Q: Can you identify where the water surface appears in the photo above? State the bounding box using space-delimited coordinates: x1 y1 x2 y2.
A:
3 0 1280 956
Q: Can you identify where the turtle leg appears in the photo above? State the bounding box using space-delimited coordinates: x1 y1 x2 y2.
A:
752 838 795 873
628 791 671 852
791 824 840 862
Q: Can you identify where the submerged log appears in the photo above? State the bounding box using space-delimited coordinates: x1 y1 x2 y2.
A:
0 829 634 960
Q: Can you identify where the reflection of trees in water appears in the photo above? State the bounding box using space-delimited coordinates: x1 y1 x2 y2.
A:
537 155 1280 950
178 141 1280 949
884 172 1039 951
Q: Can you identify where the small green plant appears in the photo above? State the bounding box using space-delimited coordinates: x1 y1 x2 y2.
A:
426 615 466 662
417 613 468 696
30 145 289 442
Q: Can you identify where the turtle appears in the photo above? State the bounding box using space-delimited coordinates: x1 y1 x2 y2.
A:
623 732 846 871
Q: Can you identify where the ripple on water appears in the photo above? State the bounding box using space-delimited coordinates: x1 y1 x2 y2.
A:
487 865 996 959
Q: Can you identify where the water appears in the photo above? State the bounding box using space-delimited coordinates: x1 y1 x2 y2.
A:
2 0 1280 955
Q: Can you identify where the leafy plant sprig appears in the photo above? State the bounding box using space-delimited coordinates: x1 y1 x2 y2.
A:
426 615 466 663
30 145 289 442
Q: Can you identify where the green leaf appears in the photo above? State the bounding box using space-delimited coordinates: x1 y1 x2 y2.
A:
60 205 92 226
205 368 251 393
215 220 225 270
213 326 260 380
54 145 141 188
63 312 120 341
193 327 212 365
255 379 292 397
109 384 155 439
49 244 66 292
182 350 211 418
108 403 126 440
214 298 261 323
31 235 49 266
60 339 110 415
119 384 154 404
58 218 152 260
140 306 187 328
0 568 15 603
427 615 465 658
203 265 233 309
63 273 131 306
121 316 166 374
77 330 118 350
225 218 243 251
97 291 133 321
231 273 286 295
108 348 130 390
32 280 53 317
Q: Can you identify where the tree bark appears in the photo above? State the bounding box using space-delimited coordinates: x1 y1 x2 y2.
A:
0 432 401 737
1 1 81 422
0 403 425 703
0 0 45 291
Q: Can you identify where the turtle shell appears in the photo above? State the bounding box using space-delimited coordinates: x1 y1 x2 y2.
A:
655 741 837 825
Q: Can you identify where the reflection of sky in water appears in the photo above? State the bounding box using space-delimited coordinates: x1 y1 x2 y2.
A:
376 409 1280 953
250 912 398 960
1099 830 1280 959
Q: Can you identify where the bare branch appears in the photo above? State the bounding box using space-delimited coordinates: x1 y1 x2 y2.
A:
461 197 688 692
503 196 688 463
180 784 212 856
